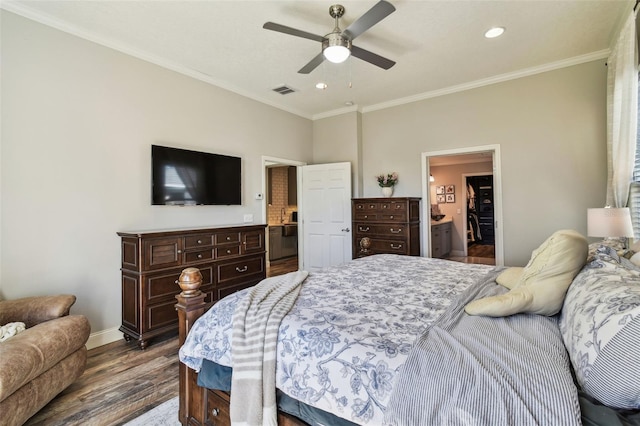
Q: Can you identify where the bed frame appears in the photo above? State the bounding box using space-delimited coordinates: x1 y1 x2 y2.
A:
175 267 308 426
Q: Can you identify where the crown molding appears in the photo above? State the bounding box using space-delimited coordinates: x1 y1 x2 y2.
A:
312 105 360 120
361 49 610 114
1 2 314 120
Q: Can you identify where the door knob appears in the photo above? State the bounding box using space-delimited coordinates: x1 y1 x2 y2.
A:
341 228 350 232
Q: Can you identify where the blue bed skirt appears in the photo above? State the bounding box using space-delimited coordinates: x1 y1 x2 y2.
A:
198 359 357 426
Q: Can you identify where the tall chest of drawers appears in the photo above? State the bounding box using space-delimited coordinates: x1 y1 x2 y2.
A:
117 224 266 349
352 197 421 258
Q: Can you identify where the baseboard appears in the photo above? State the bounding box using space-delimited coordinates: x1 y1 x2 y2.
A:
86 326 123 350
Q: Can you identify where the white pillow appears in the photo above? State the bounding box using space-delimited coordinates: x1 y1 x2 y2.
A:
465 230 587 317
630 251 640 267
0 322 26 342
560 245 640 409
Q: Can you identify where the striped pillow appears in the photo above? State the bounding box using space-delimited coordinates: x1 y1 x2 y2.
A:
559 245 640 410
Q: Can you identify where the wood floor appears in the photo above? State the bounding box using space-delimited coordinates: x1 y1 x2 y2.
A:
267 256 299 276
25 334 179 426
447 243 496 265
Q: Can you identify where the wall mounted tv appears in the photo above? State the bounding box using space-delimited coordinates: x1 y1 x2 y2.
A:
151 145 241 205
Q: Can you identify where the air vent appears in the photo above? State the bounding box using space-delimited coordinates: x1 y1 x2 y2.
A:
272 85 296 95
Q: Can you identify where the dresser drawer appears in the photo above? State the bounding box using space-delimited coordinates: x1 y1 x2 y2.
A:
354 201 380 211
145 266 213 304
356 237 409 255
354 223 408 238
184 234 214 249
216 280 260 301
215 231 241 245
354 211 406 222
207 390 231 426
216 255 265 286
216 245 241 259
354 212 379 221
379 212 407 222
380 202 407 212
184 248 214 263
145 300 178 332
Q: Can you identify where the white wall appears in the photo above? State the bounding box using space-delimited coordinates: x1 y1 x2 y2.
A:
312 111 363 196
362 61 607 265
0 12 312 343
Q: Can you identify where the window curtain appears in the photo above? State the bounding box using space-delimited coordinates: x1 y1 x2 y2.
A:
606 10 638 208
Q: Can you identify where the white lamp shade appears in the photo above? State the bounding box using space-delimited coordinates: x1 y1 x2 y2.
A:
587 208 634 238
323 45 350 63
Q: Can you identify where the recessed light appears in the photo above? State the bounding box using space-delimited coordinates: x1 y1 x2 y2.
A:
484 27 505 39
316 82 327 90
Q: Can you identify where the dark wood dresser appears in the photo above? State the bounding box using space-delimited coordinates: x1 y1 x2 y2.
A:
117 224 266 349
352 197 421 258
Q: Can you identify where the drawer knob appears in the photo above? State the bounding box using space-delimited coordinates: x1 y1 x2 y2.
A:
359 226 370 232
396 205 401 209
177 250 182 254
197 239 202 244
364 215 368 219
211 408 220 417
390 215 394 219
197 254 203 259
236 266 248 273
226 236 231 241
226 249 232 254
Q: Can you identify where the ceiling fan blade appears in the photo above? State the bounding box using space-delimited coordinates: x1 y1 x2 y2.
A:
343 0 395 40
351 45 395 70
298 53 325 74
263 22 325 43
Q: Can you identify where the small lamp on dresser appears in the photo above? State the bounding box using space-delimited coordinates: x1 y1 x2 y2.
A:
587 207 634 249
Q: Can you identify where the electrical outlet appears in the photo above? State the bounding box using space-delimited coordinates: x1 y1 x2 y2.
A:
243 214 253 223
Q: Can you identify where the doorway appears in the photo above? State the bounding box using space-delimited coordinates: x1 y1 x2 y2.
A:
421 145 504 266
262 158 353 275
263 157 305 276
464 174 495 264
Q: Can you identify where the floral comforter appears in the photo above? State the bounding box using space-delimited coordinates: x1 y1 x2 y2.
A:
180 254 495 425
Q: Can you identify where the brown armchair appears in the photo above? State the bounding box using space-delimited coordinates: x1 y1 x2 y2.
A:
0 295 90 426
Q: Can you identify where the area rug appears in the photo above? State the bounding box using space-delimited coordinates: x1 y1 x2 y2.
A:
123 396 180 426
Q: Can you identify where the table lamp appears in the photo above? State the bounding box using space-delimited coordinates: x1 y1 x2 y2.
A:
587 207 634 249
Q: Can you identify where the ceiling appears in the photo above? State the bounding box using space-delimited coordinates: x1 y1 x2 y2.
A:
2 0 632 119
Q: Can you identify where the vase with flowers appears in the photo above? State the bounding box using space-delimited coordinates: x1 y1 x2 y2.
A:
376 172 398 197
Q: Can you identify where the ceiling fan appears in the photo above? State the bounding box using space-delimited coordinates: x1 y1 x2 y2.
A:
263 0 396 74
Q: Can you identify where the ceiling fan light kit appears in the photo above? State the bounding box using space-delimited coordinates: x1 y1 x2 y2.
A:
323 33 351 63
263 0 396 74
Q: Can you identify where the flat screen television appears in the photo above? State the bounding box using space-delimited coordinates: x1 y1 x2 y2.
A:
151 145 241 205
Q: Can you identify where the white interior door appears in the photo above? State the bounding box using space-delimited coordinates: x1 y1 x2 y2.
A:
301 162 352 272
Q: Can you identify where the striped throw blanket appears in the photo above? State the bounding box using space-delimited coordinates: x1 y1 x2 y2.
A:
230 270 308 426
384 271 581 426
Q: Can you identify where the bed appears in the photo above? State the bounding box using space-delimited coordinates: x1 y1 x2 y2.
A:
176 233 640 426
